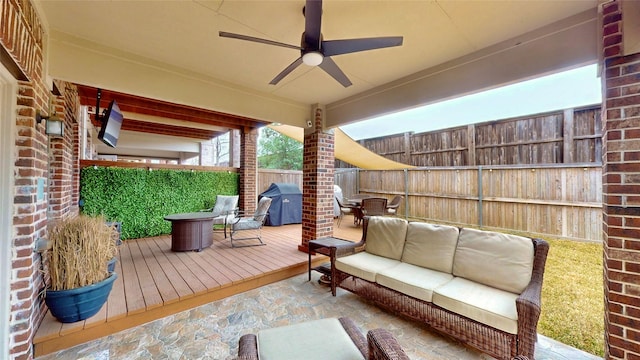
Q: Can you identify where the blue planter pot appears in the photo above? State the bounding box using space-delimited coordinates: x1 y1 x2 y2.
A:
107 257 117 272
45 272 117 323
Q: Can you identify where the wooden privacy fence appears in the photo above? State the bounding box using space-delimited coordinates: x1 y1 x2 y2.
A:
337 105 602 168
341 165 602 242
262 165 602 242
257 169 303 193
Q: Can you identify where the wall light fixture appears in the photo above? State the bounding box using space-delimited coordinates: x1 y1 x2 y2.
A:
36 110 64 137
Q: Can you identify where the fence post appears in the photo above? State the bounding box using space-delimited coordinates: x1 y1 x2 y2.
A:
477 166 483 227
404 168 409 220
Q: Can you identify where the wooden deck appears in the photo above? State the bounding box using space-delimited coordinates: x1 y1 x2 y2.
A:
33 218 363 357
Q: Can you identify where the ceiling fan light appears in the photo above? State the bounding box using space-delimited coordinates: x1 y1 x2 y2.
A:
302 52 323 66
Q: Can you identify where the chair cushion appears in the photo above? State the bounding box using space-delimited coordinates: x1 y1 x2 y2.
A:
211 195 238 217
254 197 272 222
452 228 534 294
212 213 235 226
432 277 519 334
401 222 459 273
365 217 408 260
233 219 262 230
376 263 453 302
257 318 364 360
335 252 401 283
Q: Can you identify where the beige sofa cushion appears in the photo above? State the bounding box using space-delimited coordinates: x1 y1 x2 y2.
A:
452 228 534 294
335 252 401 282
401 222 459 273
432 277 519 334
257 318 364 360
365 217 408 260
376 263 454 302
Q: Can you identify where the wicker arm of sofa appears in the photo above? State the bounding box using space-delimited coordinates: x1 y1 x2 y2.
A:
367 328 410 360
515 238 549 359
236 334 258 360
329 220 370 295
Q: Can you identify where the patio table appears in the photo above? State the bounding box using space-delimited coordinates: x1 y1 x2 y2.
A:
164 212 216 252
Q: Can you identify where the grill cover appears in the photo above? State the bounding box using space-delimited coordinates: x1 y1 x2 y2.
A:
259 183 302 226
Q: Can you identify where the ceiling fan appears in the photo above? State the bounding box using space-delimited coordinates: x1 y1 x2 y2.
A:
219 0 403 88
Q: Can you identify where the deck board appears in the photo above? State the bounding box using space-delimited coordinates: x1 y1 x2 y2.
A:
129 240 164 310
154 236 209 294
147 236 196 300
137 238 180 305
106 257 127 321
33 218 363 357
119 242 146 315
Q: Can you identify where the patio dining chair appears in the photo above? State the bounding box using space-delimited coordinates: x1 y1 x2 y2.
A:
357 197 387 225
229 197 272 247
202 195 239 238
335 196 359 227
385 195 403 215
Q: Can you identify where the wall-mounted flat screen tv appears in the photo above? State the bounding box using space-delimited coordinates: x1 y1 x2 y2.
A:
98 100 123 148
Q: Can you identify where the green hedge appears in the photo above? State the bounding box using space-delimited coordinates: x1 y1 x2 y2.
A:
80 167 238 240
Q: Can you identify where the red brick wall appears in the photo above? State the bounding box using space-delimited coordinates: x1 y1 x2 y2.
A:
239 127 258 211
300 107 335 251
0 0 44 81
2 1 80 359
13 80 49 360
4 0 48 357
601 1 640 359
48 82 80 220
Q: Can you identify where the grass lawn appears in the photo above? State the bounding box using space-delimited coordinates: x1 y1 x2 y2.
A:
539 238 604 357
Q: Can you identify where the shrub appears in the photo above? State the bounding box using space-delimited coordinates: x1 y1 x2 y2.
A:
46 215 118 290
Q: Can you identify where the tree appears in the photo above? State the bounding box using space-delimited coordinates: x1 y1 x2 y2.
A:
258 127 302 170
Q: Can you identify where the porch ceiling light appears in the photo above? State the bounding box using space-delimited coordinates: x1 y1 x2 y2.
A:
302 51 323 66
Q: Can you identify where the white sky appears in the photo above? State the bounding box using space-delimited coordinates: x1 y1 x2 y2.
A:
340 64 602 140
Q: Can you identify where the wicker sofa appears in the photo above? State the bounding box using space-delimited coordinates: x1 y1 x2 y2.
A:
329 216 549 360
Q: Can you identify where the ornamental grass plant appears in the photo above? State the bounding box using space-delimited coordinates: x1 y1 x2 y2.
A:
538 238 604 357
46 215 119 291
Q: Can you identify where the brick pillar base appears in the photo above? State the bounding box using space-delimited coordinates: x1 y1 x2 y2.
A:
299 106 335 252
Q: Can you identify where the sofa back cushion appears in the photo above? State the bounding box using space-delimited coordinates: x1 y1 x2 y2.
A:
401 222 459 273
452 228 534 294
365 217 408 260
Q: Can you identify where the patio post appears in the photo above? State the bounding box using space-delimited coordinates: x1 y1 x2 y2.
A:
239 127 258 211
601 1 640 359
299 104 335 252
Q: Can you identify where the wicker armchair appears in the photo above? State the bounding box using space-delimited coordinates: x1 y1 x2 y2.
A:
234 317 409 360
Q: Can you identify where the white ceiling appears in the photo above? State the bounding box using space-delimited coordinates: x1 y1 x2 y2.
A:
35 0 599 159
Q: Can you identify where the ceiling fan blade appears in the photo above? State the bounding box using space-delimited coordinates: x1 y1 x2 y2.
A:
318 57 352 87
322 36 404 57
219 31 301 50
304 0 323 49
269 57 304 85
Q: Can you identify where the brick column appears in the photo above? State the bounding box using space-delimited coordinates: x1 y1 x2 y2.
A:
1 1 54 358
299 105 335 252
239 127 258 212
49 86 79 221
601 1 640 359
